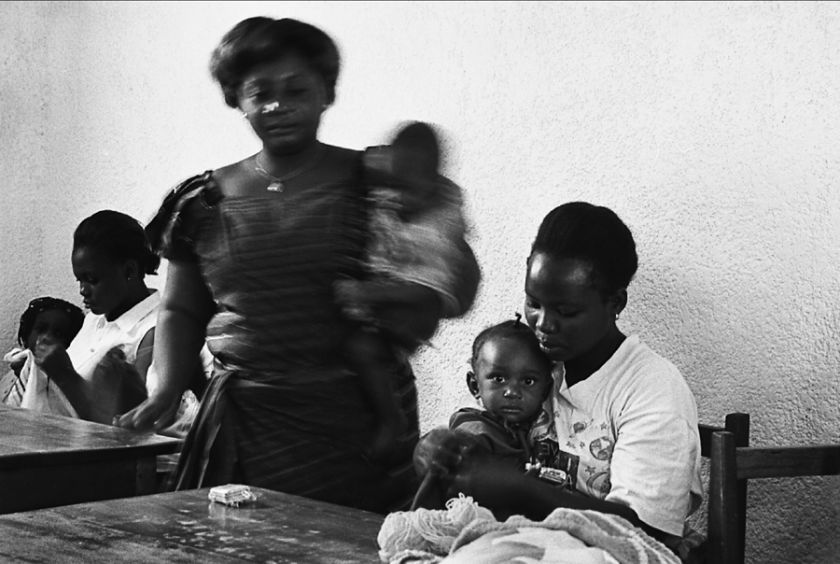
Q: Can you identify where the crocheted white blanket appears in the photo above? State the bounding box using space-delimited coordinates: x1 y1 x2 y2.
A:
379 500 680 564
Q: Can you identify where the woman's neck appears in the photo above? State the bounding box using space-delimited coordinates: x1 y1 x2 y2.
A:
259 141 325 178
105 285 151 322
563 326 626 387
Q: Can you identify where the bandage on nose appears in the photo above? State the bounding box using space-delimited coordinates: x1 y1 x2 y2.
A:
261 101 280 114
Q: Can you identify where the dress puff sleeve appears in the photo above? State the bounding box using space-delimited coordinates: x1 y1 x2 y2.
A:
145 171 223 263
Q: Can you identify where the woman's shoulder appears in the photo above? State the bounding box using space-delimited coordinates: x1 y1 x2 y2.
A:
323 143 362 164
606 335 695 404
614 335 682 376
151 170 222 218
168 170 220 200
146 171 222 259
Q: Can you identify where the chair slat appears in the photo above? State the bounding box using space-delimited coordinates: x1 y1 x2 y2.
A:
709 430 840 564
736 444 840 480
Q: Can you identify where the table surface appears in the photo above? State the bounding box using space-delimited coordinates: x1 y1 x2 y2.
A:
0 404 180 467
0 487 386 563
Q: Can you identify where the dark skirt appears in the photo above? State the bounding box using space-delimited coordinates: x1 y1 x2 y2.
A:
172 361 420 514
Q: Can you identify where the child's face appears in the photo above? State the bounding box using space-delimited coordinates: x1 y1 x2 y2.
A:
471 337 552 425
25 309 77 350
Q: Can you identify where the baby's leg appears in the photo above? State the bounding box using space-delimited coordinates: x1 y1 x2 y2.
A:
345 328 407 462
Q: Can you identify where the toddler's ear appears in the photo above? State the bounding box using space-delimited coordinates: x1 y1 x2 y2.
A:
465 371 479 397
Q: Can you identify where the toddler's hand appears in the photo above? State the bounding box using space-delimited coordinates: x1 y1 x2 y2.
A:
8 351 27 377
32 334 74 378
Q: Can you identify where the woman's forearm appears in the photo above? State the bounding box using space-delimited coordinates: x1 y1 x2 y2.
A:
49 350 141 425
451 456 642 527
48 365 97 421
152 259 214 400
34 338 116 424
152 307 208 400
515 476 641 525
113 260 213 431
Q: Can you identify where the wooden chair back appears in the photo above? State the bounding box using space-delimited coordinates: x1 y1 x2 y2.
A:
708 430 840 564
697 413 750 563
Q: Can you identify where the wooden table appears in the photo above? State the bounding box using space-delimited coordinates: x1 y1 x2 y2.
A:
0 487 385 563
0 404 180 514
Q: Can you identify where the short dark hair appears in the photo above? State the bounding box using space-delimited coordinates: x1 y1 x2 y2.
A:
470 313 550 371
18 297 84 347
210 17 341 108
73 210 160 276
530 202 638 295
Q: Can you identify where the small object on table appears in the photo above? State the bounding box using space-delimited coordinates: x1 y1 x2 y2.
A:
208 484 258 507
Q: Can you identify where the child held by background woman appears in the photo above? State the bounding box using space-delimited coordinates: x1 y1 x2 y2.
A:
336 121 469 462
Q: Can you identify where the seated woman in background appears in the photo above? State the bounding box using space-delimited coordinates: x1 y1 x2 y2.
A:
1 297 85 407
415 202 702 552
32 210 204 432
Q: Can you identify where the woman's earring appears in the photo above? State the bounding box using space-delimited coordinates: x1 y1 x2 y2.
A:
615 312 621 321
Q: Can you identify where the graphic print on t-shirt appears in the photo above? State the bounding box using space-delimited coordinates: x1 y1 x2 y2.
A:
556 418 615 498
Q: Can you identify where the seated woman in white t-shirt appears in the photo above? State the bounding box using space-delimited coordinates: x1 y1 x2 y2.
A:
32 210 206 433
415 202 702 552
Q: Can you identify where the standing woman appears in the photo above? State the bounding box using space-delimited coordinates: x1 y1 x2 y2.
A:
116 17 479 513
415 202 701 551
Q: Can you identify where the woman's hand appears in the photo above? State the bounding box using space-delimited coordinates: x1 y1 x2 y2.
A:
113 389 181 432
333 279 375 322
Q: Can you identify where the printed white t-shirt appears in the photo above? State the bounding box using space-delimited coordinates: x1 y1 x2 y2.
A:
530 334 703 537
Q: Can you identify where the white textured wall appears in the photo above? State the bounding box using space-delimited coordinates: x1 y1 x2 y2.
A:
1 2 839 561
